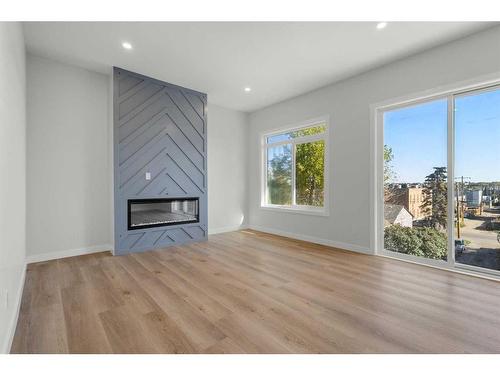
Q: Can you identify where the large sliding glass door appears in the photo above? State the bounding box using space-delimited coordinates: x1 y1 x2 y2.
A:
379 83 500 276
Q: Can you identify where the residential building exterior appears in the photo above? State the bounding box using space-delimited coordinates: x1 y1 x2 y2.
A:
387 186 426 220
384 204 413 228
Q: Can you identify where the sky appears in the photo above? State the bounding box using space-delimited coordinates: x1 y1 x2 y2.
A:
384 88 500 183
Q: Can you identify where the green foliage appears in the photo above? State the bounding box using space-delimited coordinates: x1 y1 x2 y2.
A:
290 124 326 139
417 226 448 259
421 167 448 229
384 225 424 257
296 140 324 206
383 145 395 184
267 146 292 205
384 225 447 260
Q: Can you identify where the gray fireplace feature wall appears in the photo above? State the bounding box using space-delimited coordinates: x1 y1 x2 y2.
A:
113 67 208 255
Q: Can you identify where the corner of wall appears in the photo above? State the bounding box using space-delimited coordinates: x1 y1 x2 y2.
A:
243 111 251 228
1 264 27 354
0 21 27 354
107 71 115 254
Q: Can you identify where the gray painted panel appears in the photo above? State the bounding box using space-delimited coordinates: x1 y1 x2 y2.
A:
113 67 208 255
119 96 167 142
119 83 164 119
119 75 143 95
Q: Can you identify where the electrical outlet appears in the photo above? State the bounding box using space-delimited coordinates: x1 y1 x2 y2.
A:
145 172 151 180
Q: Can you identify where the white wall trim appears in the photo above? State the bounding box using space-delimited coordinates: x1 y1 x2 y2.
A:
2 263 26 354
208 224 248 235
248 224 372 255
26 244 113 264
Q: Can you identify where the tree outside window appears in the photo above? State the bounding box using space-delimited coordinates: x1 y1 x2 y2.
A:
264 121 327 212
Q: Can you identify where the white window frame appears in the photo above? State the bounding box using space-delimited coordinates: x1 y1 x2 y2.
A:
370 72 500 280
260 116 330 216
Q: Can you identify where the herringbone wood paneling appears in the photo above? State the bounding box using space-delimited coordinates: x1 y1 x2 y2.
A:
113 68 208 254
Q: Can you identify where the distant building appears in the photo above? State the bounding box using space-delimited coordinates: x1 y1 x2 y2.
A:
483 195 493 208
466 190 482 208
387 187 426 219
384 204 413 228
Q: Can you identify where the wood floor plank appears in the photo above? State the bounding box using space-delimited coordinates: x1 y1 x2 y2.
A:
11 269 68 354
160 257 264 316
100 256 159 315
12 303 69 354
137 274 226 351
29 261 61 309
59 262 123 354
145 261 233 322
60 284 114 353
141 310 198 353
213 313 291 353
11 229 500 353
99 304 180 354
205 337 246 354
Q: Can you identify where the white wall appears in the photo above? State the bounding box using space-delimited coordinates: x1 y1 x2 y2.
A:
247 25 500 253
0 22 26 353
26 54 111 261
207 104 248 233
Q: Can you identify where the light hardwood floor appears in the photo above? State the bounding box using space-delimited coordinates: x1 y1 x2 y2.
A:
11 230 500 353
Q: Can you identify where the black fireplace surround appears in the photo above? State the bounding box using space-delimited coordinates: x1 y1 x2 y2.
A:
127 198 199 230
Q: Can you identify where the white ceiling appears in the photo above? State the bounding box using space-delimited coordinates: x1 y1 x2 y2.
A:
23 22 494 112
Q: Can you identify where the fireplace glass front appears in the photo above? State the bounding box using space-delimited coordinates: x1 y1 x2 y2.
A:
128 198 199 230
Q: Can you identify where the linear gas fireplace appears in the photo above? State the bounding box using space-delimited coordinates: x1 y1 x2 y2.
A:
128 198 199 230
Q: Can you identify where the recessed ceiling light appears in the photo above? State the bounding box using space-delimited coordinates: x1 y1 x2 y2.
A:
122 41 133 50
376 22 388 30
244 87 251 92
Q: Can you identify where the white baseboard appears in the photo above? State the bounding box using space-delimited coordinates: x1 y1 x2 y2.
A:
2 263 26 354
208 224 248 235
26 244 113 264
248 225 372 255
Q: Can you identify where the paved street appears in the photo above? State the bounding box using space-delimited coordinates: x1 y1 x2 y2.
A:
456 213 500 271
460 217 500 249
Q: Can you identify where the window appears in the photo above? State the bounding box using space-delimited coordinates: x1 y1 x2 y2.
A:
383 99 448 262
262 119 328 214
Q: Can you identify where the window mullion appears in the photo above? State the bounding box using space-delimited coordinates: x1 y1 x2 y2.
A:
447 95 455 267
264 145 268 206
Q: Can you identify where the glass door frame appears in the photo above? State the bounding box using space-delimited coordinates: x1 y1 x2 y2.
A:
372 76 500 279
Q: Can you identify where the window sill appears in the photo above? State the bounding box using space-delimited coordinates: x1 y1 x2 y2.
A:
260 205 329 217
